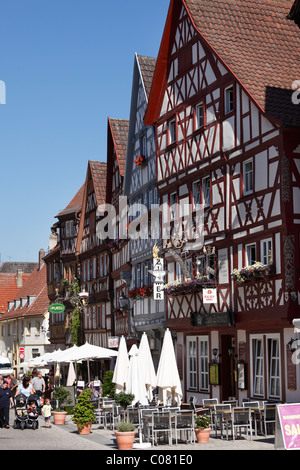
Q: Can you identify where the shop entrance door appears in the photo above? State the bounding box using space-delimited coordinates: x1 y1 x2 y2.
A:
220 335 236 401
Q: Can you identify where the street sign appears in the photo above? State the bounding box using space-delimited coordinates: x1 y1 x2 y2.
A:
49 303 66 314
203 288 217 304
19 347 25 360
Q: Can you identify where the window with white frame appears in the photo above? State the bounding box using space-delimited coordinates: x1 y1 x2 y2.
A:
192 181 201 210
202 176 211 206
187 336 209 392
187 339 197 390
225 85 234 114
252 337 264 396
261 239 272 265
168 118 176 144
251 334 281 400
246 243 256 266
176 262 183 282
141 134 147 157
243 159 253 195
195 102 204 129
199 339 209 391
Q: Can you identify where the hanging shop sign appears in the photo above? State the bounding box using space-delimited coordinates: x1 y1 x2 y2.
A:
191 311 235 328
149 245 166 301
203 288 217 304
49 303 66 314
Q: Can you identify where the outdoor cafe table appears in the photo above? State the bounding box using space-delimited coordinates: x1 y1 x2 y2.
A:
213 407 264 440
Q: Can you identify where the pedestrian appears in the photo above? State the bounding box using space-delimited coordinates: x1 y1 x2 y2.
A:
16 376 35 398
0 381 14 429
8 373 18 398
0 375 4 389
31 371 45 395
41 398 52 428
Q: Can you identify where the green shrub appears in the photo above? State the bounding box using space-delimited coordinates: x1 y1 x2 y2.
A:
72 388 95 430
52 386 72 411
102 370 115 398
116 421 136 432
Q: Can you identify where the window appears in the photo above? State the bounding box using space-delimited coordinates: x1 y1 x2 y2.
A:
253 338 264 396
246 243 256 266
187 339 197 390
199 340 209 391
141 134 147 157
92 257 97 279
202 177 211 206
243 159 253 195
26 322 31 336
251 335 281 400
35 322 40 336
225 85 234 114
195 102 204 129
65 221 74 238
268 338 280 399
192 181 201 210
187 336 209 392
261 239 272 265
168 119 176 145
176 262 183 282
170 192 177 221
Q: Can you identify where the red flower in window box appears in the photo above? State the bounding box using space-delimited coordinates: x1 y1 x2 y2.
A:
134 155 146 167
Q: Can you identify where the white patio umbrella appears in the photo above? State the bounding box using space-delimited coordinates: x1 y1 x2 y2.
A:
112 336 129 394
66 361 77 386
138 333 157 402
126 344 148 406
156 329 183 406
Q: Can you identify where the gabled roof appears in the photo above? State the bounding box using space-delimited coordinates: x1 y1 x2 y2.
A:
56 184 85 218
0 264 48 321
108 118 130 177
145 0 300 127
0 273 31 314
89 161 107 206
137 55 157 99
0 262 36 274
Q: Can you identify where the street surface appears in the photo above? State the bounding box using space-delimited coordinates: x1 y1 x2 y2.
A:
0 410 277 452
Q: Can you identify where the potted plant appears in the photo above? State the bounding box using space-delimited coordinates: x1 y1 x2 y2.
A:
114 392 135 412
72 388 95 435
194 414 211 443
52 386 72 425
114 421 137 450
102 370 115 399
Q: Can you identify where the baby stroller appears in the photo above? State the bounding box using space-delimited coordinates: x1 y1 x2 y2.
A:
26 395 39 430
13 394 29 430
13 394 39 430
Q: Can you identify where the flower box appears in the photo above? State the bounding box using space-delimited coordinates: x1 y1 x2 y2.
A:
134 154 146 167
129 285 153 300
231 262 272 284
162 277 216 296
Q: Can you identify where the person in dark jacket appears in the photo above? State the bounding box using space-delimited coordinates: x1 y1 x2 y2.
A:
0 382 14 428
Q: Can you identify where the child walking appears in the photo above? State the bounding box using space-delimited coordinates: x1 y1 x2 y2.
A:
42 398 52 428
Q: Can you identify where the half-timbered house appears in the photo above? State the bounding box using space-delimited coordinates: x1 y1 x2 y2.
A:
145 0 300 404
106 118 132 342
44 184 84 348
75 160 113 354
123 54 165 366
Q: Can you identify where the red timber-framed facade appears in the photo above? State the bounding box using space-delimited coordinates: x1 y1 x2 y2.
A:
145 0 300 404
106 118 132 343
75 160 113 352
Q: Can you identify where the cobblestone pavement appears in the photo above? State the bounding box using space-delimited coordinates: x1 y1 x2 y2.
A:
0 411 277 452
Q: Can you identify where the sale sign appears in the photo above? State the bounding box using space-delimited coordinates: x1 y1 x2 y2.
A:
276 404 300 450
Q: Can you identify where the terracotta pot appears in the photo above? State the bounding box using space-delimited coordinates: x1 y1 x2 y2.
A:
115 430 137 450
195 427 211 444
77 423 92 435
53 411 67 425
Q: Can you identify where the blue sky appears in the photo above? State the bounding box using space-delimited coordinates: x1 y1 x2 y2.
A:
0 0 169 264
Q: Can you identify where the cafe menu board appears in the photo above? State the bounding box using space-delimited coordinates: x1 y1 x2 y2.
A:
275 404 300 450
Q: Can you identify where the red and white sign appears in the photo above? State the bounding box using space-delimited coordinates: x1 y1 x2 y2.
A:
108 337 119 349
19 347 25 359
203 288 217 304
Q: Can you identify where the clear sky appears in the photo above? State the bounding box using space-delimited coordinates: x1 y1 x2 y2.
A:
0 0 170 264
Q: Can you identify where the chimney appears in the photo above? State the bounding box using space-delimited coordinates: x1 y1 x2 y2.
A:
16 269 23 288
39 248 45 270
49 232 57 251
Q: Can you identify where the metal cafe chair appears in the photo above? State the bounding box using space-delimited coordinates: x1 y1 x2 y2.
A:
174 410 195 446
242 401 260 436
213 404 232 439
126 407 140 426
260 403 276 436
139 407 158 443
231 407 252 441
223 400 238 407
150 411 173 447
202 398 218 429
